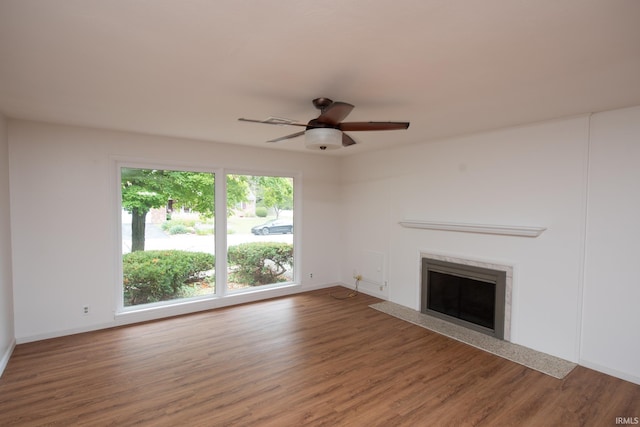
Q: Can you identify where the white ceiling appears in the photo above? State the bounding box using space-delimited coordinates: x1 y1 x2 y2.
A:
1 0 639 155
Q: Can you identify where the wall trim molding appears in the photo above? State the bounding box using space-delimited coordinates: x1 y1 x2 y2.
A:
579 358 640 386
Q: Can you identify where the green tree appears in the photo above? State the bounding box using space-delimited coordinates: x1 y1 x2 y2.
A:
121 169 170 252
164 171 215 217
226 174 250 216
255 176 293 218
121 168 249 252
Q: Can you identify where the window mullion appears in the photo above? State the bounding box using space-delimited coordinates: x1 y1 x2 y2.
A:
215 170 228 296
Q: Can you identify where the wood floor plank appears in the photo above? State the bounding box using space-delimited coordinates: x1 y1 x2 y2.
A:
1 286 638 426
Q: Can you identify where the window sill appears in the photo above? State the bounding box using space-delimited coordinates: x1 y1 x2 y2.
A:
115 283 301 326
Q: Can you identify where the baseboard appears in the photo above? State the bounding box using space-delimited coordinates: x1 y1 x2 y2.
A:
16 282 340 344
579 358 640 386
0 338 16 377
300 282 342 292
16 321 116 344
337 281 387 299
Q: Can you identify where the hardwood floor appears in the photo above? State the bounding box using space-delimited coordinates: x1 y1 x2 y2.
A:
1 287 638 426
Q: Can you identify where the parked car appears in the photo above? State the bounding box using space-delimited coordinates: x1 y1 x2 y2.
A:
251 219 293 235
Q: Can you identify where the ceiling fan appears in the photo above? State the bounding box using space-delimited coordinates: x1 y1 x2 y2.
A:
238 97 410 151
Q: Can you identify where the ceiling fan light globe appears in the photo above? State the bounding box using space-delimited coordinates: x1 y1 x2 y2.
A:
305 128 342 150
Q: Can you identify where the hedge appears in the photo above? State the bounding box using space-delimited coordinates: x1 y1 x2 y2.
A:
123 250 214 306
227 242 293 286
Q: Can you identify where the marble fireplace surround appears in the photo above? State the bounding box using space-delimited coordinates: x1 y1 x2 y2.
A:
420 251 513 341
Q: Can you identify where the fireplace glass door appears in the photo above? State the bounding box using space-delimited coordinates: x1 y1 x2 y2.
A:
427 270 495 329
421 258 506 339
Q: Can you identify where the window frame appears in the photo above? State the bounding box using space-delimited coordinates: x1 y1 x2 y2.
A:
224 169 300 294
114 160 301 316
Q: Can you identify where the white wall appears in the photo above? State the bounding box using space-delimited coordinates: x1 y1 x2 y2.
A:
341 107 640 384
0 113 16 376
8 120 342 342
581 106 640 384
341 116 591 363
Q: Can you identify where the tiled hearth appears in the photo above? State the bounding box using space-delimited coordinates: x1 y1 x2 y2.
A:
370 300 576 379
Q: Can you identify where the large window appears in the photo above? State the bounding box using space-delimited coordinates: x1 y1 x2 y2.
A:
119 165 295 310
227 174 294 291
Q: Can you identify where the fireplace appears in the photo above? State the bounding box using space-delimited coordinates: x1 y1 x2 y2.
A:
421 257 507 339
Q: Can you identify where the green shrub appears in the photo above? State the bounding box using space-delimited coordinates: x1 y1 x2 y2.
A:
168 224 190 234
227 242 293 286
255 206 268 218
123 250 214 306
161 218 196 231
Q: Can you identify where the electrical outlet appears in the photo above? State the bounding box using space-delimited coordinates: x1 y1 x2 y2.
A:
309 273 313 279
83 305 89 315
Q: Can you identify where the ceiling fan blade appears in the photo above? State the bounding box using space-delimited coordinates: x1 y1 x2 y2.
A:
342 133 357 147
238 118 307 127
338 121 410 132
316 102 355 125
267 130 306 143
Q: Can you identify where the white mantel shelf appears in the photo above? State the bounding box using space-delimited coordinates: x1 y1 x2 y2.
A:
399 220 546 238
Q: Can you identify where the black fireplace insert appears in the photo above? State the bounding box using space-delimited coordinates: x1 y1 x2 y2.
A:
421 258 506 339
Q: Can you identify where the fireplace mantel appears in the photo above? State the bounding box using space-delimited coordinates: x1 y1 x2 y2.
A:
399 220 546 238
